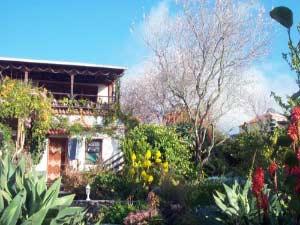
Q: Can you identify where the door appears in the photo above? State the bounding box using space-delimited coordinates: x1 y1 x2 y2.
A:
47 138 68 181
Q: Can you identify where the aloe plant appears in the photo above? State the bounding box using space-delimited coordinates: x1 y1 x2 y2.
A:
213 180 257 225
0 155 86 225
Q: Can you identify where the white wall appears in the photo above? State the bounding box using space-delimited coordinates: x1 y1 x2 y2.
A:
97 84 109 103
73 133 121 171
35 139 48 174
35 114 124 173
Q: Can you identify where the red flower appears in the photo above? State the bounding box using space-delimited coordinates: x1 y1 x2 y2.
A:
288 123 298 142
259 194 269 213
268 162 277 176
290 166 300 177
291 106 300 122
252 167 265 197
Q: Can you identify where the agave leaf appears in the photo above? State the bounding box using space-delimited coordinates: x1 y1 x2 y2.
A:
226 207 238 216
42 179 61 209
36 177 47 198
0 195 4 213
24 178 41 216
0 190 12 202
17 158 26 176
15 169 24 192
49 207 85 225
214 194 229 214
52 194 75 208
0 157 9 191
242 180 251 197
0 189 26 225
20 208 49 225
215 190 226 201
223 184 239 210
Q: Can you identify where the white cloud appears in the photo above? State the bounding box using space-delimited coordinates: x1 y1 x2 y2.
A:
217 66 298 133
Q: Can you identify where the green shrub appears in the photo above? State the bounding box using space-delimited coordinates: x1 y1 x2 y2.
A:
186 179 225 207
210 128 290 177
91 172 147 200
0 122 13 152
96 202 147 224
121 124 194 179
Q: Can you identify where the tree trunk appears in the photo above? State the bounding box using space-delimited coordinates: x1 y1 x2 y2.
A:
13 118 25 160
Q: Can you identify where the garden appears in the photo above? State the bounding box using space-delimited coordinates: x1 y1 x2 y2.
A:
1 2 300 225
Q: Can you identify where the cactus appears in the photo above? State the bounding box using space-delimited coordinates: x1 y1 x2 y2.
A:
0 155 86 225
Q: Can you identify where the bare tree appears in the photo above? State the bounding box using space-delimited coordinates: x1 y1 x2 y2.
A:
123 0 269 171
121 65 173 123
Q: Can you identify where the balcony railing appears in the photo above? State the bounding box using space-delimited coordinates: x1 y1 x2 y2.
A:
51 92 116 112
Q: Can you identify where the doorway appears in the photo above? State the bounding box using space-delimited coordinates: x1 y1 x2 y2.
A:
47 137 68 181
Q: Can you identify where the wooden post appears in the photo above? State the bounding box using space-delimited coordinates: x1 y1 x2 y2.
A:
24 71 29 83
108 81 114 104
70 74 74 99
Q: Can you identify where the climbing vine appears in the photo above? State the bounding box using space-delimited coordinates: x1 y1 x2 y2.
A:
0 77 53 161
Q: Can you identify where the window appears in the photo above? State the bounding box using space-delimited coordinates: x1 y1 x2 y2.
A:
85 139 102 164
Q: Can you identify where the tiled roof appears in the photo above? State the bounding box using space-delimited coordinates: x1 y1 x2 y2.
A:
47 128 68 135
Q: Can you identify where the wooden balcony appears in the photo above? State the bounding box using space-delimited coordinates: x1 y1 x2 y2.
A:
51 92 116 115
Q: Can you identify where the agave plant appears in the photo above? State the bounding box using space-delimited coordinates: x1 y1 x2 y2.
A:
213 180 257 225
0 155 86 225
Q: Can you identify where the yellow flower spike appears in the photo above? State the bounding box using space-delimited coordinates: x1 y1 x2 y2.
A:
147 175 154 183
163 162 169 172
163 162 169 169
132 162 138 168
131 153 137 161
155 158 162 163
141 170 147 178
143 160 152 168
155 150 161 158
145 150 151 159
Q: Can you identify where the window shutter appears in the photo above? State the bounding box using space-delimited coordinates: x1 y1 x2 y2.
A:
68 138 77 160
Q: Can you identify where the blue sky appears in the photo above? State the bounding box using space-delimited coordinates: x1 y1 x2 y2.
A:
0 0 298 70
0 1 156 67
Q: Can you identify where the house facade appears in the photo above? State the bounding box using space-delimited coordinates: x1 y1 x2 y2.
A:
0 57 125 181
239 109 288 133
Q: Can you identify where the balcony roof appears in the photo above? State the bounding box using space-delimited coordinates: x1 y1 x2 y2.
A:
0 56 126 81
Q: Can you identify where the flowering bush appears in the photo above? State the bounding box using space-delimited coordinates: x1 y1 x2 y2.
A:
121 124 193 182
129 149 169 188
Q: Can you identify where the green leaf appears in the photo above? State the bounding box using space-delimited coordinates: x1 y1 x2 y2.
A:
52 194 75 208
0 189 26 225
214 194 229 213
42 179 61 208
20 208 49 225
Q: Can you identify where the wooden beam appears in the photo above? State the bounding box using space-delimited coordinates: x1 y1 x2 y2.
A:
70 74 74 99
33 79 101 87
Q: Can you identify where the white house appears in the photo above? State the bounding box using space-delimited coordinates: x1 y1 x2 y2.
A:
0 57 125 181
